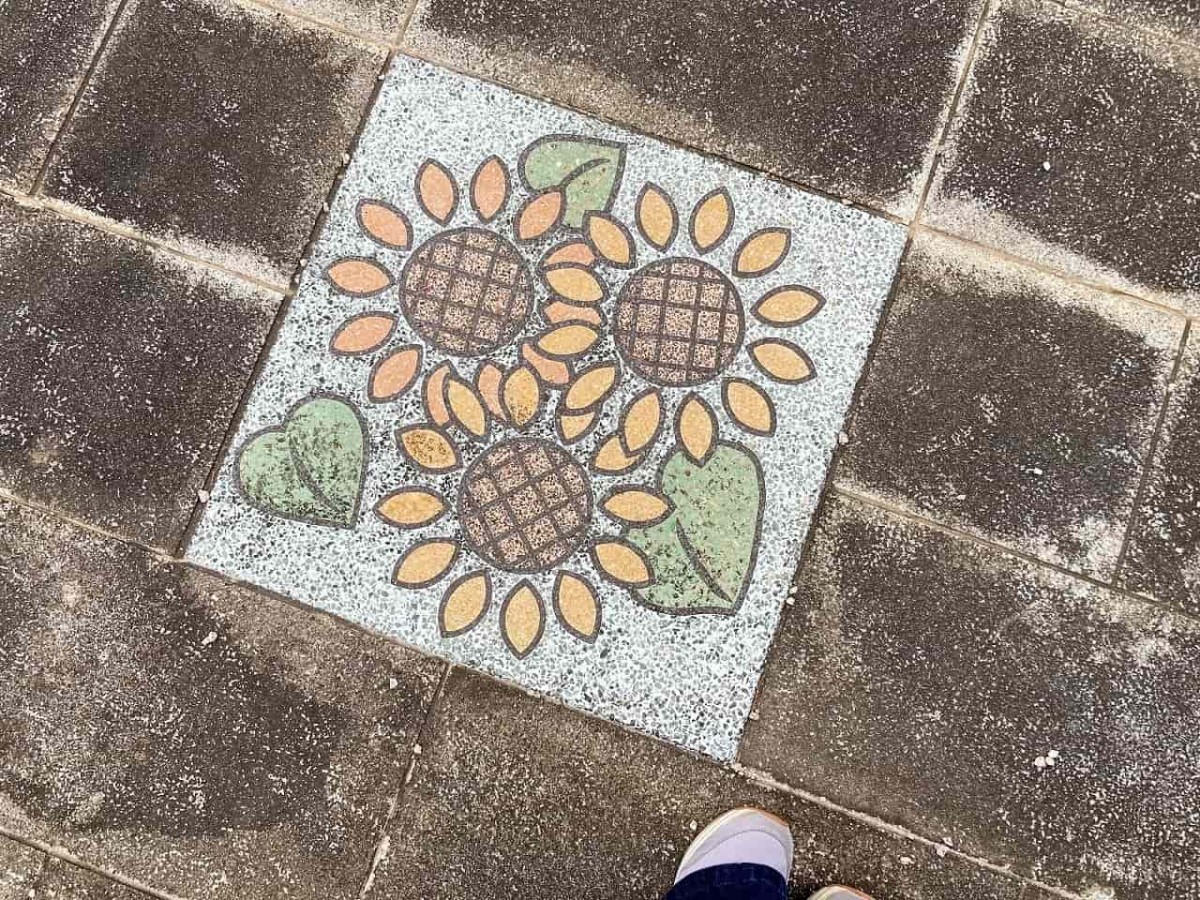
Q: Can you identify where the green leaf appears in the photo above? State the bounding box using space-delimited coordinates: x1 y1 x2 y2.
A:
237 396 366 528
625 443 764 615
520 135 626 228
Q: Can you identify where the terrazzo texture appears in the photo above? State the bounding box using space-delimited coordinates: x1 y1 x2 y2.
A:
189 56 906 760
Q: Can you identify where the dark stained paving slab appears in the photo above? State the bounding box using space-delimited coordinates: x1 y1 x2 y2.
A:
838 231 1182 580
0 499 445 900
0 197 278 551
402 0 985 218
32 858 149 900
1119 329 1200 612
0 0 121 190
0 835 43 900
43 0 383 285
270 0 409 40
369 670 1029 900
740 494 1200 900
925 0 1200 312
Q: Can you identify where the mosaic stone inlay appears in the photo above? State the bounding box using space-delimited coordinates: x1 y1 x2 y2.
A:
188 57 905 759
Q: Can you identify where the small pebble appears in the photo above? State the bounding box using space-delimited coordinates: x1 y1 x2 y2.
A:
200 631 217 647
197 489 210 503
690 820 699 832
1042 160 1052 171
899 856 914 867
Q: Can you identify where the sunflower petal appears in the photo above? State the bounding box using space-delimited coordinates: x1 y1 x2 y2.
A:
564 363 618 412
393 538 459 588
591 434 642 473
723 378 776 436
446 377 489 439
676 394 717 464
536 323 599 359
543 300 603 326
331 313 395 355
591 540 653 587
753 285 825 326
423 363 452 426
749 339 815 384
734 228 792 277
521 341 572 387
543 241 596 268
557 409 597 444
553 572 600 642
397 425 461 473
470 156 510 223
636 183 678 251
440 571 491 637
501 581 545 658
619 388 662 455
326 258 393 297
502 364 541 429
584 212 636 268
376 488 447 529
601 488 673 525
475 361 507 422
515 189 565 241
357 200 411 249
542 265 606 304
690 187 733 253
415 159 458 225
369 345 422 402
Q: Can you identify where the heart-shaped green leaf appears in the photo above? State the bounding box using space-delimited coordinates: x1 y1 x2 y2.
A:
237 396 367 528
520 135 626 228
625 443 763 615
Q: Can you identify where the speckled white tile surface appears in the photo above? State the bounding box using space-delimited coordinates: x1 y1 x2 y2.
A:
188 55 905 760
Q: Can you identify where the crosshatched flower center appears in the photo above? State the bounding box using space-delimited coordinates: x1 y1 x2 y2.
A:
458 438 594 573
400 227 534 356
613 257 745 386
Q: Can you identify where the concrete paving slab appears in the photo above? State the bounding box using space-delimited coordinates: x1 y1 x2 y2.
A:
926 0 1200 312
838 230 1182 580
740 494 1200 899
0 196 278 551
369 670 1029 900
268 0 409 40
43 0 384 284
1064 0 1200 43
402 0 986 219
32 858 148 900
0 835 43 900
0 499 444 900
0 0 122 190
189 55 906 760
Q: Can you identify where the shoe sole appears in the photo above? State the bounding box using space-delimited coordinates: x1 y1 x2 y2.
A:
808 887 874 900
678 807 792 873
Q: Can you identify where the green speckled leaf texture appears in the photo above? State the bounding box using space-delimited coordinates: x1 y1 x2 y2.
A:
520 135 626 228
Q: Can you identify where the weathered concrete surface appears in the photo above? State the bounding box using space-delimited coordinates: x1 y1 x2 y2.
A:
1120 330 1200 613
44 0 384 284
0 0 121 190
0 196 278 551
32 858 149 900
403 0 985 218
0 835 43 900
0 499 444 900
1064 0 1200 42
270 0 409 39
368 670 1028 900
926 0 1200 311
741 494 1200 899
838 231 1181 579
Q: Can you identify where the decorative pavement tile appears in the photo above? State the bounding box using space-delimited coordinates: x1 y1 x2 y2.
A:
402 0 985 219
0 499 444 900
188 56 906 760
370 670 1029 900
0 835 42 900
740 495 1200 899
43 0 384 285
1119 330 1200 613
838 230 1182 580
0 196 278 551
0 0 122 190
925 0 1200 312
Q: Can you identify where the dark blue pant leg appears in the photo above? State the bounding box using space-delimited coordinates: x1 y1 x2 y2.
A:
661 863 788 900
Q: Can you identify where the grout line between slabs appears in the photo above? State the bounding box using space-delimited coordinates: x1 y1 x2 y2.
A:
391 0 424 46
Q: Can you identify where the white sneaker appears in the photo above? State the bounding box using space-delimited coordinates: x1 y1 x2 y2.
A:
808 886 875 899
674 807 794 885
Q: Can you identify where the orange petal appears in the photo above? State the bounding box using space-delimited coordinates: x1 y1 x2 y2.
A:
543 300 603 326
356 200 411 249
543 241 597 268
515 189 565 241
446 377 489 439
536 323 599 359
553 572 600 642
326 258 393 296
521 341 572 386
734 228 792 277
619 388 662 455
502 364 541 429
557 409 597 444
591 540 653 587
501 581 545 658
440 571 491 637
584 212 636 268
601 488 672 525
416 159 458 224
564 363 618 412
749 339 815 384
723 378 776 436
331 313 395 355
676 394 716 464
423 363 452 426
753 285 825 326
636 183 678 251
690 188 733 253
475 361 507 423
542 265 606 305
393 539 459 588
369 345 422 402
591 434 641 474
397 425 461 473
470 156 510 223
376 488 447 529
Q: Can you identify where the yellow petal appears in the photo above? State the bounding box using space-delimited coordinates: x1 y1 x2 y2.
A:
584 212 636 267
591 434 641 473
536 323 599 359
601 488 672 525
543 241 596 268
446 377 488 439
750 339 814 384
440 571 491 636
619 389 662 454
636 183 678 251
393 539 458 588
331 313 395 355
356 200 411 249
557 409 597 444
515 189 564 241
501 581 545 658
734 228 792 277
542 265 606 305
543 300 603 327
423 363 451 426
690 188 733 252
416 159 458 224
475 361 507 422
723 378 776 436
369 345 422 402
470 156 510 223
502 364 541 429
397 425 461 473
521 341 572 386
591 540 652 587
553 572 600 641
753 286 824 326
676 394 716 463
326 258 393 296
376 488 447 528
564 364 618 412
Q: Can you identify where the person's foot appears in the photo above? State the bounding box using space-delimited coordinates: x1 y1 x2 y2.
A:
674 807 794 885
808 887 875 899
